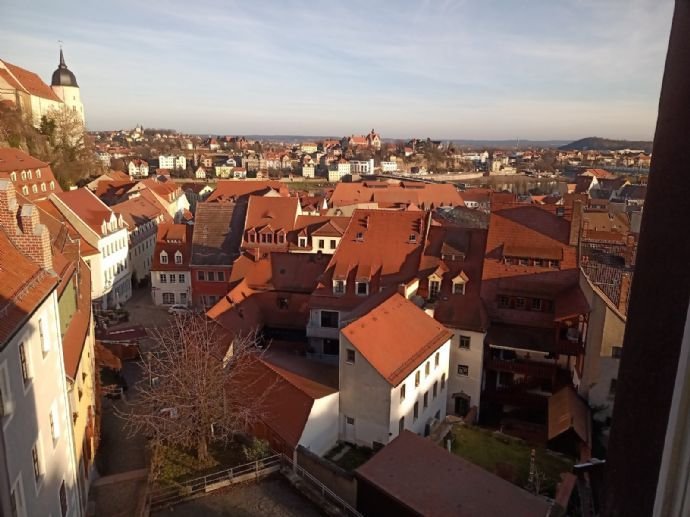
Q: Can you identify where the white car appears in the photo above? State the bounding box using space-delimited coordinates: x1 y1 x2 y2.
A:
167 304 190 315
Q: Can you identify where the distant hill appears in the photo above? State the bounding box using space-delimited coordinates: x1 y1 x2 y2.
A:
560 137 653 153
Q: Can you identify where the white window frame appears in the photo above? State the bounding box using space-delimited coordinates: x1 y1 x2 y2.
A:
49 401 61 445
39 318 49 356
0 361 13 422
11 474 27 517
174 251 183 264
160 252 168 264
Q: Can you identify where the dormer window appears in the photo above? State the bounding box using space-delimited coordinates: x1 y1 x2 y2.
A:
428 279 441 299
356 281 369 296
248 230 256 243
355 232 364 241
409 233 417 243
10 172 16 181
174 251 183 264
277 232 285 244
298 236 308 247
50 181 55 190
453 281 466 295
160 251 168 264
101 221 107 235
333 280 346 295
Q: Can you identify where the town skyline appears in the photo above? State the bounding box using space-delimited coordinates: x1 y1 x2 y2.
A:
2 0 673 140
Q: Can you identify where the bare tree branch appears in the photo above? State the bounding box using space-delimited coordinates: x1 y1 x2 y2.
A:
117 314 274 463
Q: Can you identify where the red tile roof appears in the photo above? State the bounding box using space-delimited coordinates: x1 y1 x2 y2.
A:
330 181 464 209
581 168 617 180
151 223 192 271
311 210 429 311
1 60 63 102
0 230 58 344
342 293 452 386
0 148 62 201
207 180 286 202
355 431 550 517
53 188 123 236
112 196 166 229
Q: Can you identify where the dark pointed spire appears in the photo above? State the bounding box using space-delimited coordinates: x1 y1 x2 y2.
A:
59 48 66 68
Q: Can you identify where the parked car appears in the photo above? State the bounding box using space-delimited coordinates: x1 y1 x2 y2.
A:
168 304 190 315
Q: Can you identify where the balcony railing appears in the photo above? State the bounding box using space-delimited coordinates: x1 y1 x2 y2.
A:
485 358 558 379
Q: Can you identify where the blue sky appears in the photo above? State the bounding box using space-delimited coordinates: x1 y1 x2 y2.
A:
1 0 674 139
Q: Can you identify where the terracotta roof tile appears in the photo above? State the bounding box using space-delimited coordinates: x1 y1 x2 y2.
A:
207 180 286 202
355 431 550 517
342 293 452 386
1 60 63 102
330 181 464 209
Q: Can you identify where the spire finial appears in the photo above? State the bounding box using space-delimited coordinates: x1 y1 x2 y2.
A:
58 41 65 67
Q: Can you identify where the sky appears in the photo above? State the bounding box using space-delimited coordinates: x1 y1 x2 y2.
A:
1 0 674 140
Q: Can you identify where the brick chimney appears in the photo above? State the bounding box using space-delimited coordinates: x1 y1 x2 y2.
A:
0 180 53 271
569 200 583 247
618 273 631 315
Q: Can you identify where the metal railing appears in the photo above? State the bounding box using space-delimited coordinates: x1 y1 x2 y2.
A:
148 454 281 510
281 454 363 517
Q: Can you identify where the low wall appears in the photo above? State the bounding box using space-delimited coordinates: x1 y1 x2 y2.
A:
295 446 357 507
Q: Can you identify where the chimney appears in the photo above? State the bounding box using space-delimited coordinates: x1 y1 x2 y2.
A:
569 201 582 247
618 273 631 314
0 180 53 271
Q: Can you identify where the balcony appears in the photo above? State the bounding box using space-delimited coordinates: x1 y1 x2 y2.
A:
484 358 558 379
305 321 340 340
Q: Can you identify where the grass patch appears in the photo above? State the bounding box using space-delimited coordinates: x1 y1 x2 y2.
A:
451 424 572 497
324 442 374 471
154 440 265 486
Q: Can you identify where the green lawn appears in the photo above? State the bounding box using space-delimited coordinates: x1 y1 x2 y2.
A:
324 442 375 471
450 425 573 497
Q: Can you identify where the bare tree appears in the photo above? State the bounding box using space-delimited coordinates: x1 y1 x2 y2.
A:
119 314 271 464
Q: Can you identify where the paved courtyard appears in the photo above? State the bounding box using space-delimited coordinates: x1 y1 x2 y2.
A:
153 476 325 517
123 286 171 329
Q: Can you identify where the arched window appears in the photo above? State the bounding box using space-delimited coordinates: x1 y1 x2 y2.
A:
21 171 26 180
36 169 41 179
10 172 16 181
32 184 37 193
50 181 55 190
27 170 32 180
160 251 168 264
22 185 28 195
41 183 46 192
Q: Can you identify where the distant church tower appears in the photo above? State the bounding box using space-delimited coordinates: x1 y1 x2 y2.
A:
50 48 85 125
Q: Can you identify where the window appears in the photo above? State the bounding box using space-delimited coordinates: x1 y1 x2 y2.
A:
10 171 16 181
515 297 526 309
160 273 167 283
330 239 337 249
298 236 307 247
39 318 49 356
31 184 37 194
207 271 215 282
169 274 176 283
333 280 345 295
178 274 185 283
531 298 543 311
413 401 419 421
429 279 440 299
11 478 25 517
425 361 430 377
355 232 364 241
323 338 339 355
609 378 617 397
60 480 67 517
174 252 182 264
459 335 471 349
453 282 465 295
499 295 510 308
50 181 55 190
409 233 417 243
217 272 225 282
36 170 41 179
400 383 406 402
0 365 10 418
160 252 168 264
433 381 438 398
415 371 420 387
248 232 256 243
32 442 42 483
399 416 405 434
435 352 440 367
423 391 429 409
197 271 205 281
518 258 528 266
19 343 30 386
345 416 355 425
320 311 339 328
49 403 60 444
318 239 325 249
162 293 175 304
346 349 355 364
458 364 469 376
356 281 368 296
22 185 28 196
277 233 285 244
612 346 623 359
180 293 187 305
441 373 446 389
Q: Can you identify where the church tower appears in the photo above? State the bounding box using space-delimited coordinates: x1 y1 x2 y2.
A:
50 48 85 125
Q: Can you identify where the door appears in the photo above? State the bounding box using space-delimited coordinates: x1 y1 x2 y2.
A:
180 292 187 306
455 395 470 417
344 416 355 443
